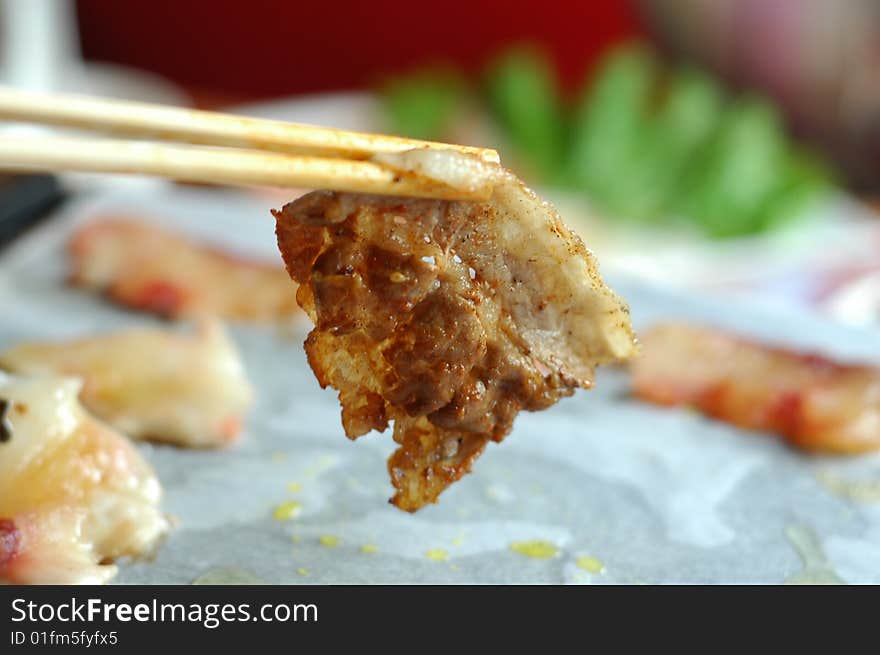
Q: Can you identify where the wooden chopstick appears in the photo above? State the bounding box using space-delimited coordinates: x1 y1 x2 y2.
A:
0 87 500 199
0 87 499 163
0 134 491 200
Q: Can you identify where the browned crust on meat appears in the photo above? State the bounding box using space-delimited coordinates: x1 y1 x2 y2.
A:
275 190 625 510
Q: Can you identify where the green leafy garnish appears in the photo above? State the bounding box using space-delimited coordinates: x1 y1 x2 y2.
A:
381 69 467 141
484 47 566 181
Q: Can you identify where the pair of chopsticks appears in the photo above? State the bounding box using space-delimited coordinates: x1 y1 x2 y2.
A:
0 87 500 201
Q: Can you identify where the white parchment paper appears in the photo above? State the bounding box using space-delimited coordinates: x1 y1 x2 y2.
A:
2 182 879 584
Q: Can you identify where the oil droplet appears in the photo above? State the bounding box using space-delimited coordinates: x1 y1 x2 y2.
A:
297 567 309 577
784 524 845 585
360 543 379 554
291 534 302 544
485 484 514 503
270 452 286 463
425 548 448 561
304 454 336 479
273 500 302 521
509 540 559 559
193 567 267 585
816 470 880 503
319 535 340 548
286 481 303 493
576 555 605 574
451 536 464 546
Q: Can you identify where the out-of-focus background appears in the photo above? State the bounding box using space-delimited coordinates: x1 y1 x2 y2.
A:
3 0 880 325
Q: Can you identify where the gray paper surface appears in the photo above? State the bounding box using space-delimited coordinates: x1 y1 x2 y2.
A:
2 183 879 584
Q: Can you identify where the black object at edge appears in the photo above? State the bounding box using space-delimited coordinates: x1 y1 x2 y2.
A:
0 174 65 248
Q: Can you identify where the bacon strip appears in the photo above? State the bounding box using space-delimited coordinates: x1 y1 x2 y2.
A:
69 217 300 322
631 323 880 453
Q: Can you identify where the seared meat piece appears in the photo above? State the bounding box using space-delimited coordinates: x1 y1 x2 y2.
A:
69 218 300 322
632 323 880 453
275 165 636 510
0 374 168 584
0 320 253 448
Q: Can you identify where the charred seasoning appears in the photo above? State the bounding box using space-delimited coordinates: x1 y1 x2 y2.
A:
0 399 13 443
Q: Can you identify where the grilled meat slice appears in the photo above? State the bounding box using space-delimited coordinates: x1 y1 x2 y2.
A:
0 374 168 584
0 320 252 448
275 165 635 510
69 218 300 322
632 323 880 453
